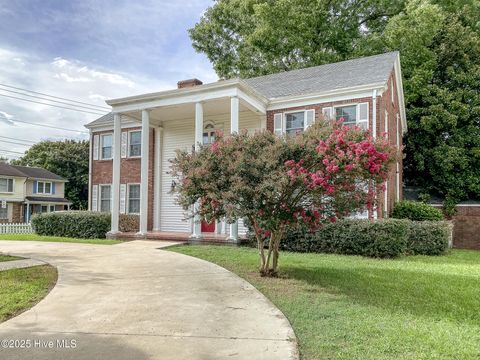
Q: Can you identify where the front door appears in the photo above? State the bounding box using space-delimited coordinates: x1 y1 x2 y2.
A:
201 220 215 233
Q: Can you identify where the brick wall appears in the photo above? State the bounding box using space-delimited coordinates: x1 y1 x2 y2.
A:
91 127 156 231
450 206 480 249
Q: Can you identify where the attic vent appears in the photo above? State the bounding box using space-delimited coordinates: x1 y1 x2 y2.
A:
177 78 203 89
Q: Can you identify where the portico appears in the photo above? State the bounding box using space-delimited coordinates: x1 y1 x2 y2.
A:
105 80 267 241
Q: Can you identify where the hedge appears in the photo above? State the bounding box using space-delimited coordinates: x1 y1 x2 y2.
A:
31 211 140 239
32 211 111 239
391 200 443 221
247 219 450 258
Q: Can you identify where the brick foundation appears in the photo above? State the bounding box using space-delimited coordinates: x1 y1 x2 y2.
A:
450 206 480 249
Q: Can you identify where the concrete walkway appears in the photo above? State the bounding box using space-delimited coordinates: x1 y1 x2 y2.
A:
0 258 46 271
0 240 298 360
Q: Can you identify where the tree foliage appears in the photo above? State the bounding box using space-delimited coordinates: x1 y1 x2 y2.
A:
12 140 89 209
190 0 480 211
171 121 396 275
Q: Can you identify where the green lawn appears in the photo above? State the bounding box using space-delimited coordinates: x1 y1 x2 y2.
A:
0 254 22 262
0 265 57 323
170 245 480 360
0 234 121 245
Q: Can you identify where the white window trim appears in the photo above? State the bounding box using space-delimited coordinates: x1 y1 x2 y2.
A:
127 130 142 158
278 109 315 136
127 183 141 214
100 133 113 160
333 102 369 129
99 184 112 212
37 181 53 195
0 177 14 194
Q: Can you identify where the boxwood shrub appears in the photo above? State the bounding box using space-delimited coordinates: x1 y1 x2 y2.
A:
247 218 450 258
391 200 443 221
32 211 111 239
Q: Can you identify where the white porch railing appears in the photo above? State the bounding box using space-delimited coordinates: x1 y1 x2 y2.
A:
0 223 34 235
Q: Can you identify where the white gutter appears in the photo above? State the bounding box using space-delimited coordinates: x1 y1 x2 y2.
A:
372 89 377 139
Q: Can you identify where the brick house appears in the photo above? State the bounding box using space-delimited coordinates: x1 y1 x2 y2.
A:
85 52 406 241
0 162 71 223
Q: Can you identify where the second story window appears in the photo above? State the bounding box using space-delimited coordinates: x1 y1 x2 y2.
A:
285 112 305 136
129 131 141 157
37 181 52 194
0 178 13 193
101 134 113 160
335 103 369 129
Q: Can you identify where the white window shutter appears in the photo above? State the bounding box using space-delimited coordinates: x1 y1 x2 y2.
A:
304 109 315 130
91 185 98 211
322 107 332 120
120 184 126 214
93 135 99 160
273 113 283 136
357 103 369 129
121 132 128 158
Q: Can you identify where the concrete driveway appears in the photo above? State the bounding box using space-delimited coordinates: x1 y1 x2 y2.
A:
0 240 298 360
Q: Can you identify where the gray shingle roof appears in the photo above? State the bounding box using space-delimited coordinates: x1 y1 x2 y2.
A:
11 165 66 181
0 162 26 177
86 52 398 127
25 196 71 203
244 52 399 99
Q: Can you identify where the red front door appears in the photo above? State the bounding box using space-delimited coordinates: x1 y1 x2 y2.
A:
201 220 216 233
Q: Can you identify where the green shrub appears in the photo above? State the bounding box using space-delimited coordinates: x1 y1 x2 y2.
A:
407 221 451 255
119 214 139 233
247 218 450 258
32 211 110 239
392 200 443 221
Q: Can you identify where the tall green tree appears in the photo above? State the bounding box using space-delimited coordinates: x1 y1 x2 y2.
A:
190 0 480 211
12 140 89 209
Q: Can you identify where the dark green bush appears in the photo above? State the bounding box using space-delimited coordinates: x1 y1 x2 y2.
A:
32 211 111 239
407 221 451 255
247 218 450 258
391 200 443 221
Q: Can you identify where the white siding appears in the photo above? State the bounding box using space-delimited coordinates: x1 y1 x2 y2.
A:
159 111 264 233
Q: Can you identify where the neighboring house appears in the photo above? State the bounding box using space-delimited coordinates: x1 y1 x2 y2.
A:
0 163 71 223
85 51 406 241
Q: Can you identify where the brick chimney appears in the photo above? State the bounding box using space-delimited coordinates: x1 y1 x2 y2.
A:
177 78 203 89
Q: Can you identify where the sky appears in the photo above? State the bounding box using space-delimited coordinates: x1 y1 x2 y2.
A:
0 0 217 159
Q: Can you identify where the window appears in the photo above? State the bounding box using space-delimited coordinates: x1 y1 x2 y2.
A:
100 185 111 212
37 181 52 194
129 131 141 157
285 112 305 136
0 205 7 219
41 205 48 213
101 134 113 160
335 105 357 125
128 184 140 214
0 178 13 193
50 205 56 212
335 103 368 129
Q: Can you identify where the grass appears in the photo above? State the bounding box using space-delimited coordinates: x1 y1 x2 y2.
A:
0 265 57 323
170 245 480 360
0 234 122 245
0 254 22 262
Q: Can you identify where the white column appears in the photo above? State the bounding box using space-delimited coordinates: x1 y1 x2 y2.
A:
153 126 162 231
138 109 150 235
228 96 239 242
191 102 203 240
110 113 121 234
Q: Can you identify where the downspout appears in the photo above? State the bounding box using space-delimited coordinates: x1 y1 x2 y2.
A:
372 89 378 219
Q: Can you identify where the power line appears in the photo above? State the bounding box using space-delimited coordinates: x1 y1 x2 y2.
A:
0 135 36 144
0 83 111 111
0 117 89 134
0 148 25 155
0 93 107 116
0 88 110 112
0 139 32 147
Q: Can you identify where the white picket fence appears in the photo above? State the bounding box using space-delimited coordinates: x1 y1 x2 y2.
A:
0 223 34 235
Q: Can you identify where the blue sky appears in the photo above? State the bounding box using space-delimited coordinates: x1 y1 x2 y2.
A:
0 0 217 158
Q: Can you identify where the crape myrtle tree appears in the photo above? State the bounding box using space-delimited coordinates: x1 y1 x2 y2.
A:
171 121 397 276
